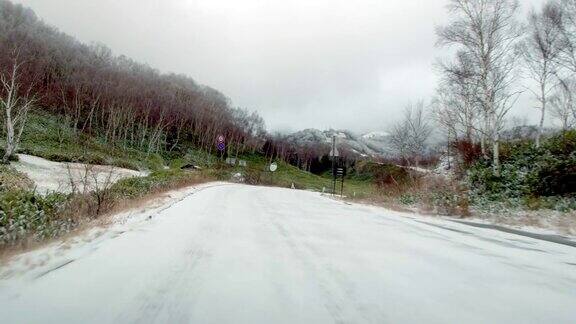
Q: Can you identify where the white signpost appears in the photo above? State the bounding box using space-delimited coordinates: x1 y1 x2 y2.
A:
269 162 278 172
329 147 339 158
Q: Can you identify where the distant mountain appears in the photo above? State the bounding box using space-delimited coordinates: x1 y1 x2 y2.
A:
286 129 393 158
501 125 557 141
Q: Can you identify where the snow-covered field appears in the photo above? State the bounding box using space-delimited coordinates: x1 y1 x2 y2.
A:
0 184 575 323
12 154 147 194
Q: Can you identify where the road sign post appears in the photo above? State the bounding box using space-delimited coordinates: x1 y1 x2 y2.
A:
330 135 340 196
217 135 225 160
269 162 278 183
328 136 346 196
269 162 278 172
332 162 346 197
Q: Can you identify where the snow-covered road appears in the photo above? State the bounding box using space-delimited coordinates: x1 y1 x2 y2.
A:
1 184 575 323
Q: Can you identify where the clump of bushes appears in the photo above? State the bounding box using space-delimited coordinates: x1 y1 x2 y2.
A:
351 161 410 187
184 148 218 168
392 176 470 217
468 130 576 208
111 169 202 198
0 165 34 191
0 189 70 245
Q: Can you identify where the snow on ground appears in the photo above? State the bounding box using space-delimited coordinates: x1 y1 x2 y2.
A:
0 182 228 279
404 165 432 174
12 154 147 194
0 183 575 323
433 155 456 177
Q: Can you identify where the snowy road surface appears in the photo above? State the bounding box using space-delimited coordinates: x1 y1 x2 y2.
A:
1 184 575 323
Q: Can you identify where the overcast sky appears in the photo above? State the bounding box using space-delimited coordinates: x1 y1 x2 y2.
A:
14 0 547 133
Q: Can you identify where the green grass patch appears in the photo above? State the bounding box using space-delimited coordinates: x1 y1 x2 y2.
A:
210 153 378 197
12 112 166 171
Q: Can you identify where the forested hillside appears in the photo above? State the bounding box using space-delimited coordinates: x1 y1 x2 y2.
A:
0 0 266 159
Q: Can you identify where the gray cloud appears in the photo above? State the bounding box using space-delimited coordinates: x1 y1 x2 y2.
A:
14 0 547 133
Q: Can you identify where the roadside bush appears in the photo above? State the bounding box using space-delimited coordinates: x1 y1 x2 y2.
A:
399 194 416 205
243 169 264 185
467 130 576 207
111 169 207 199
352 161 410 187
529 131 576 196
0 166 34 191
146 154 166 171
0 190 70 245
185 149 217 168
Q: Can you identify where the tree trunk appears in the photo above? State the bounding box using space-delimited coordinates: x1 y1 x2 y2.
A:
493 131 501 177
3 109 14 163
536 82 546 148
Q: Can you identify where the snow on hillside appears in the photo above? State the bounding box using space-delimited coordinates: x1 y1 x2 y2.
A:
361 131 390 140
13 154 147 194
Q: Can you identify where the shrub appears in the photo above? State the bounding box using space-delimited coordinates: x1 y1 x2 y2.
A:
0 190 70 245
352 161 410 187
111 169 203 199
467 130 576 207
399 194 416 205
0 166 34 191
185 149 217 168
452 139 482 168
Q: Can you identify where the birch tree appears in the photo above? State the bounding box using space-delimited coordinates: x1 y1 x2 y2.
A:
437 0 522 176
555 0 576 74
550 77 576 129
437 51 481 145
520 2 563 147
0 57 35 163
390 102 433 167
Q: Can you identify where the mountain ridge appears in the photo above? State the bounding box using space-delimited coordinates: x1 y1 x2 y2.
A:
285 128 392 157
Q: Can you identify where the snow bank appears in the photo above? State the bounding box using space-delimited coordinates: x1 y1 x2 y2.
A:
12 154 148 194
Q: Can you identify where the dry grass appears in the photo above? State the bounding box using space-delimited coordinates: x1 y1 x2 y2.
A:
344 172 576 237
345 172 471 218
471 208 576 236
0 165 34 191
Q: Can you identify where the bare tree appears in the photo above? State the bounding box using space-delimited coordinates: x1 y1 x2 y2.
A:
390 102 433 167
432 88 459 169
436 51 481 145
0 55 35 163
555 0 576 74
550 77 576 129
520 2 563 147
0 1 271 163
437 0 523 176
